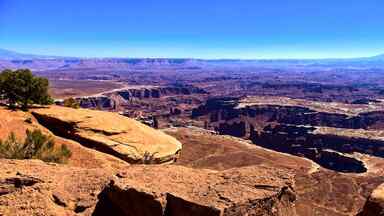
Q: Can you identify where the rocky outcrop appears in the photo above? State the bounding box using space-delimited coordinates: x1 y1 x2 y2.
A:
192 97 384 173
210 119 384 173
0 107 127 169
0 159 297 216
249 124 384 173
358 183 384 216
56 96 117 110
0 159 115 216
71 85 208 110
192 97 384 130
106 85 207 100
209 118 384 173
77 96 116 109
31 106 182 164
96 165 297 216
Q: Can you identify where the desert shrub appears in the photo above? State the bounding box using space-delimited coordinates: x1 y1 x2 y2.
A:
0 129 71 163
63 97 80 109
0 69 53 110
0 132 24 159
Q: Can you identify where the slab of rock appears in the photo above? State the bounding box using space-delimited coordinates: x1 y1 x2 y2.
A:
0 159 296 216
0 159 116 216
0 107 127 169
98 165 297 216
32 106 182 164
358 183 384 216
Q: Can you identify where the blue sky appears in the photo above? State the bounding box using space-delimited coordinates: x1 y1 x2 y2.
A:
0 0 383 59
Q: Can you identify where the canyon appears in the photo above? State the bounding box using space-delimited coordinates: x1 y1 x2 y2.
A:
192 96 384 174
1 54 384 215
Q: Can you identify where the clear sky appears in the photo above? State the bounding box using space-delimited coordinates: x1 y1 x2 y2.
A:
0 0 383 59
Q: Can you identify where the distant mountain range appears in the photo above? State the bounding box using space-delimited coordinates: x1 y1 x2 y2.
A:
1 48 384 61
368 54 384 61
0 48 62 60
1 48 384 70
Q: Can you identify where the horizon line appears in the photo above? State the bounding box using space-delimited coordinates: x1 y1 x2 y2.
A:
1 48 383 61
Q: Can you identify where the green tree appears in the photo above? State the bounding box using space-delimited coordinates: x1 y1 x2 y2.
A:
0 69 53 110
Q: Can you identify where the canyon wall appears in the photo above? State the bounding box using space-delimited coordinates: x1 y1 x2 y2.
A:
192 97 384 173
66 85 208 110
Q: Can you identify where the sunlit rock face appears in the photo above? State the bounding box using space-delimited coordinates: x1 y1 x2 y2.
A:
71 85 208 110
32 106 182 164
95 165 297 216
0 159 297 216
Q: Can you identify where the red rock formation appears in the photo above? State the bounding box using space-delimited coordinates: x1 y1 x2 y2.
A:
0 159 297 216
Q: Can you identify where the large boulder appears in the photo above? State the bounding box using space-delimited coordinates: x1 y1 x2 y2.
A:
0 107 127 169
358 183 384 216
31 106 182 164
97 165 297 216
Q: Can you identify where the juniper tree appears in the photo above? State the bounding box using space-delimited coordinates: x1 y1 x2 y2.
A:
0 69 53 110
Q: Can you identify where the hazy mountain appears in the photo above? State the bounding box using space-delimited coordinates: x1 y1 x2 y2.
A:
0 49 36 59
0 48 60 60
1 48 384 70
369 54 384 61
1 48 384 61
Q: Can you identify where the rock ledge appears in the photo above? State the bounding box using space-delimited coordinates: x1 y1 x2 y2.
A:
32 106 182 164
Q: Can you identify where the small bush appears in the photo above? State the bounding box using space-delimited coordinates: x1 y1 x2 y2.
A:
63 97 80 109
0 129 71 163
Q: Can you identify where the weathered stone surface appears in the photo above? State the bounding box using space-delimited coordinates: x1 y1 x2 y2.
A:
99 165 297 216
0 107 127 169
31 106 182 164
0 159 296 216
358 183 384 216
0 159 115 216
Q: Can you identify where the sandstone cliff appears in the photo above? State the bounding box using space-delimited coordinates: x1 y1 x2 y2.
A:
65 85 208 110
